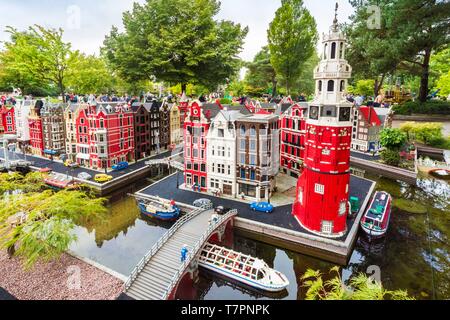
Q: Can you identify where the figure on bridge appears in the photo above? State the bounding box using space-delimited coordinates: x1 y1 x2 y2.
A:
181 244 189 263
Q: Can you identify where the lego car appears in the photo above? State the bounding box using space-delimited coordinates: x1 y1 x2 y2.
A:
94 174 113 183
112 161 129 171
77 172 93 180
193 198 213 208
64 160 79 168
39 167 52 173
215 206 232 215
250 202 274 213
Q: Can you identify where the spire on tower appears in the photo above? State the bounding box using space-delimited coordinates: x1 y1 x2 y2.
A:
332 2 339 31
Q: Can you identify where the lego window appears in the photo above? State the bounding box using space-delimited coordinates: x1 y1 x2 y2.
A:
318 80 322 92
321 221 333 234
331 42 336 59
314 183 325 195
327 80 335 92
321 105 337 117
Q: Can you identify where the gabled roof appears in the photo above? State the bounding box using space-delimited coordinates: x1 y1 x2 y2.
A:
222 104 251 115
202 103 222 120
359 106 382 127
372 107 393 125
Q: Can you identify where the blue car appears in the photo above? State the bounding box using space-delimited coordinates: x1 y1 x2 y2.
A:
250 202 274 213
112 161 129 171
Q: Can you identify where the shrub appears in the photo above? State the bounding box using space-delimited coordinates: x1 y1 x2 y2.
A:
347 79 375 97
381 149 401 166
400 122 449 148
220 98 233 105
393 100 450 115
380 128 407 150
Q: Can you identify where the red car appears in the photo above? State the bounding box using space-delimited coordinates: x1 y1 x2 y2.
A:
39 167 52 173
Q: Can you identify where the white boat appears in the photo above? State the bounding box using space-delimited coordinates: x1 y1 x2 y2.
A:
198 243 289 293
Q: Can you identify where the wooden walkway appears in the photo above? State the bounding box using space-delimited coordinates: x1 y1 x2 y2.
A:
124 207 237 300
350 156 417 185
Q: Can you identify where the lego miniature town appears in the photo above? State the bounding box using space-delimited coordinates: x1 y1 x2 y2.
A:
0 1 449 302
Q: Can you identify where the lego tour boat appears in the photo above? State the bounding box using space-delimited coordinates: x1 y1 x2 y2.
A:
44 173 77 190
360 191 392 238
199 243 289 293
138 198 180 221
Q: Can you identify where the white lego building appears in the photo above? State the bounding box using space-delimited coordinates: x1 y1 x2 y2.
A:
206 110 241 197
14 100 33 148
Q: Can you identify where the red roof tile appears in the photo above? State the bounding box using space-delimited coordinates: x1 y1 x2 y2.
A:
359 106 381 126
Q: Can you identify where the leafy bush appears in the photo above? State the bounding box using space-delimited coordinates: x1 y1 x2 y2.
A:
400 122 443 146
301 267 414 300
220 98 233 105
380 128 407 150
347 79 375 97
381 149 401 166
393 100 450 115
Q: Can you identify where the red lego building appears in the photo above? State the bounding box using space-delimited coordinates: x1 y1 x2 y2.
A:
0 105 16 135
76 102 135 169
280 103 308 178
28 102 44 156
292 9 353 238
183 101 220 192
178 92 190 128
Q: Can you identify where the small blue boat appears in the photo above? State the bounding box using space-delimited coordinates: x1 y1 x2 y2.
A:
138 198 181 221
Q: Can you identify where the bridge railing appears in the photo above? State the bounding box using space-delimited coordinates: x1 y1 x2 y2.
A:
145 158 184 171
124 204 213 290
161 209 238 300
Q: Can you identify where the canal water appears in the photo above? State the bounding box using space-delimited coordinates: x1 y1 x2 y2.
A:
70 170 449 300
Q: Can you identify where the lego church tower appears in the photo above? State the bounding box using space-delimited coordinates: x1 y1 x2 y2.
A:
292 5 353 238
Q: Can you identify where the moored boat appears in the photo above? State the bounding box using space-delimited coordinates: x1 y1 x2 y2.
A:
360 191 392 238
44 173 76 189
429 169 450 181
138 198 180 221
198 243 289 293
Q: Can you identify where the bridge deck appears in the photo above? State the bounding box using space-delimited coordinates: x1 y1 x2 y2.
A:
125 209 235 300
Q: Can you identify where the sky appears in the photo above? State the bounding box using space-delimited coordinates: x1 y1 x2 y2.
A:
0 0 355 62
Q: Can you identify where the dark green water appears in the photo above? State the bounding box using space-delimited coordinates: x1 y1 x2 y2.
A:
70 171 449 300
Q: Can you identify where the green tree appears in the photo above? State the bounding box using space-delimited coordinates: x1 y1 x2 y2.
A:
245 46 277 96
3 25 73 101
268 0 318 95
347 0 450 102
346 1 401 96
380 128 407 150
347 80 376 98
0 173 107 268
302 267 414 300
65 53 116 95
0 35 55 96
103 0 248 93
431 48 450 97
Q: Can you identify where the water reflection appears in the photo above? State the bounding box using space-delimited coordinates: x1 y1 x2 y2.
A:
70 195 173 276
